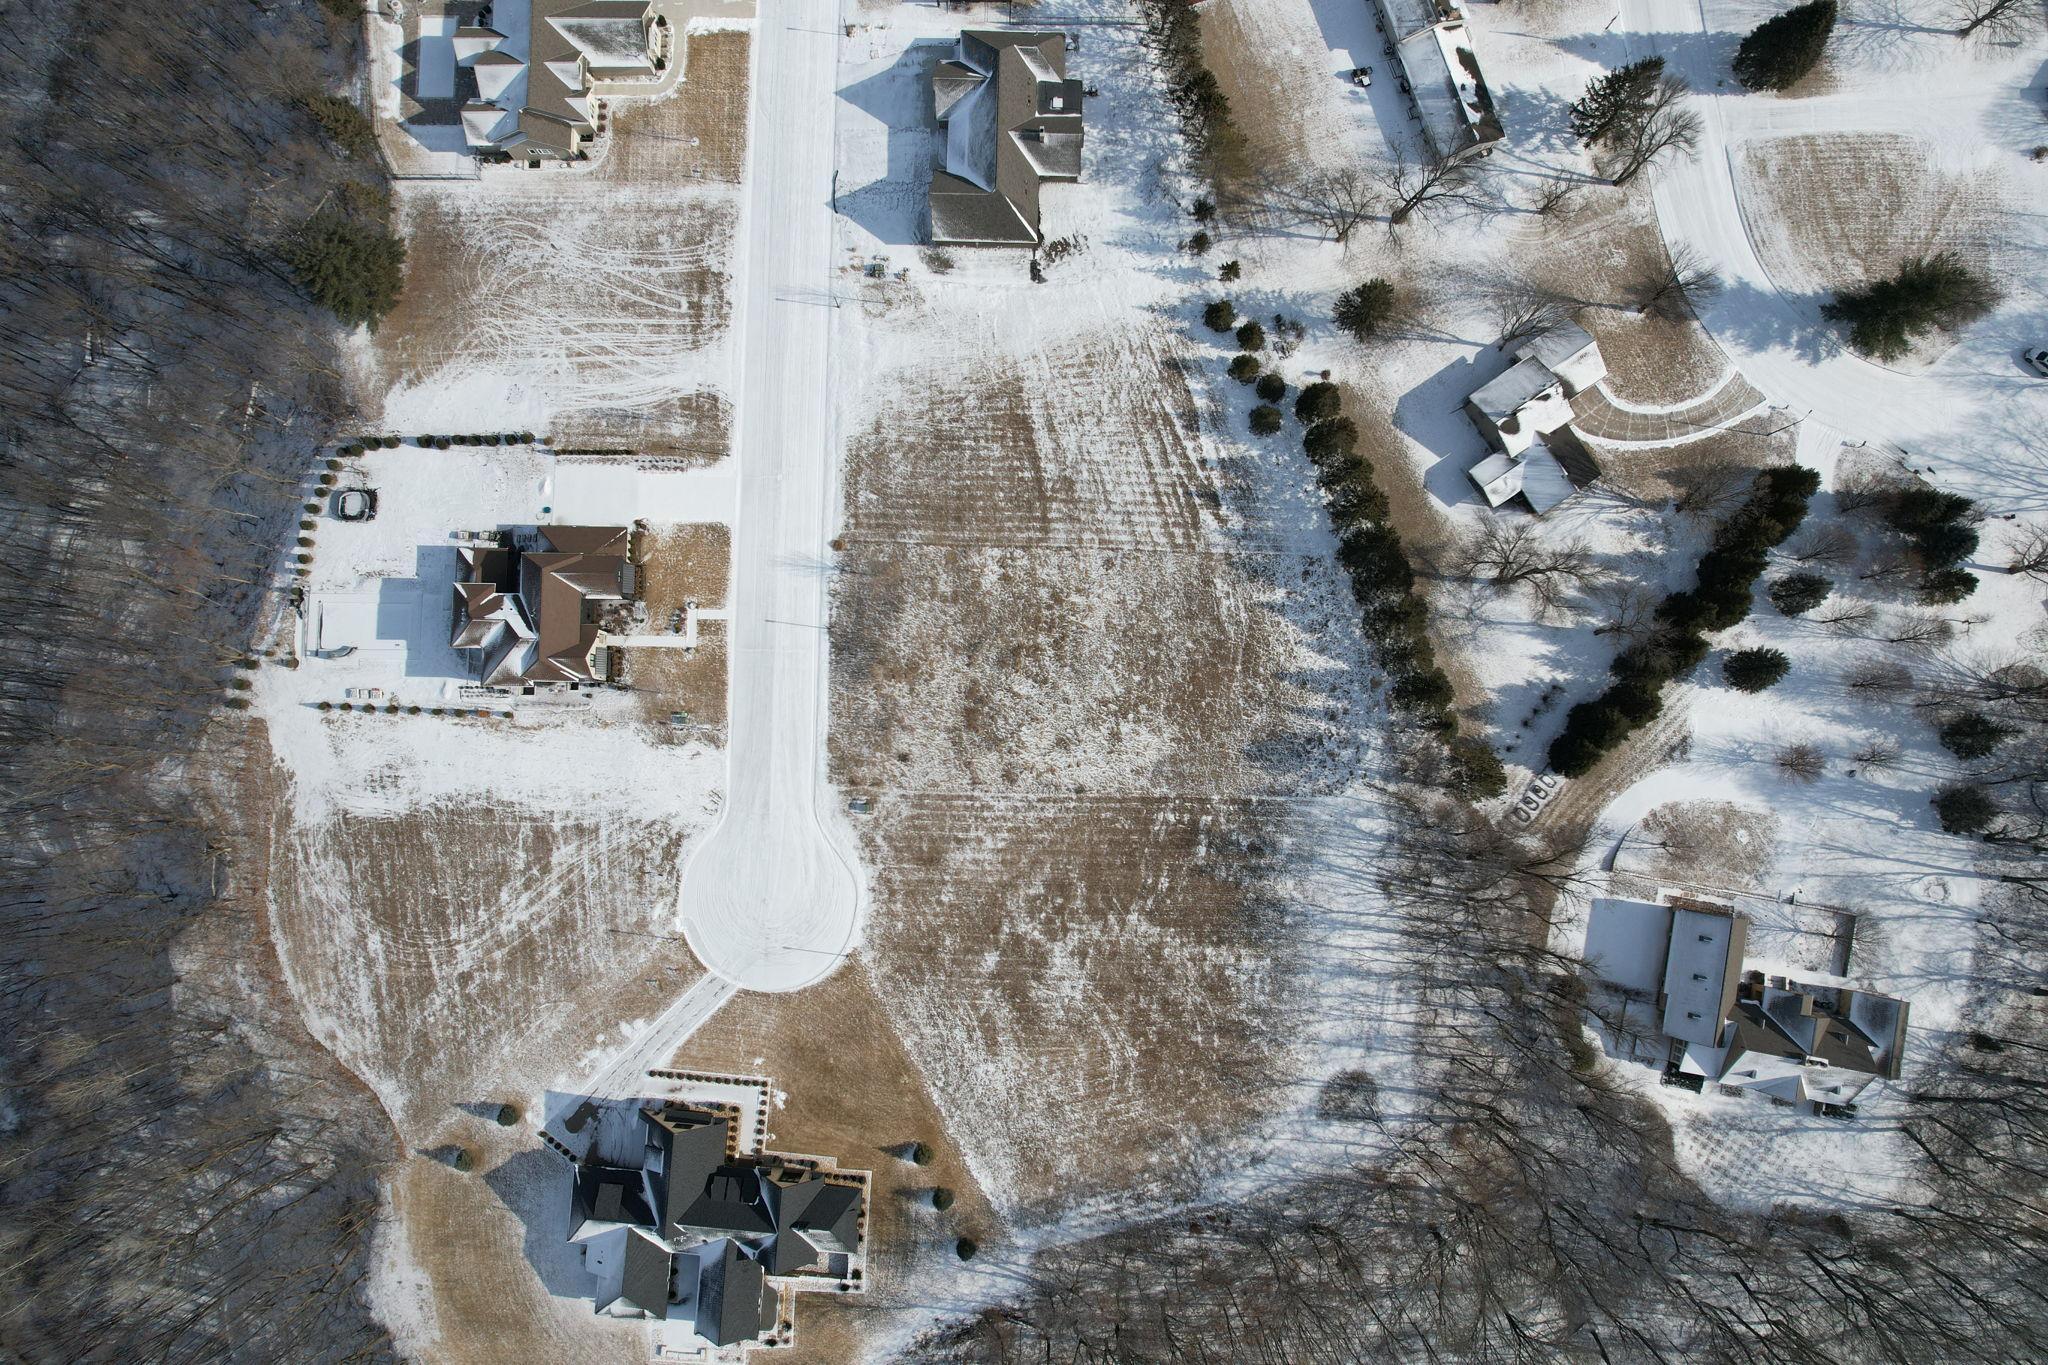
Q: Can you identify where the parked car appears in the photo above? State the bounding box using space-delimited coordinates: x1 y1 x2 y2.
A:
2023 347 2048 378
333 487 378 521
1349 65 1372 88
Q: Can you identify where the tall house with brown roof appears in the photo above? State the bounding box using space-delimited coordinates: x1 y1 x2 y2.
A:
451 525 631 687
929 31 1084 246
454 2 663 161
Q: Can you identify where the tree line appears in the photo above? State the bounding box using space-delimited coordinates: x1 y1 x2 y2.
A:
0 1 398 1358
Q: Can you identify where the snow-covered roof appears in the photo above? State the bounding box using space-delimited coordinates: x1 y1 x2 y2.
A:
1517 321 1598 375
1659 904 1746 1047
1470 356 1561 423
1518 442 1577 515
1468 451 1522 507
1583 897 1676 993
929 31 1083 246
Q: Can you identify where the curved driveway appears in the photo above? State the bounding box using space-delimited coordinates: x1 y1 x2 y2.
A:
675 0 865 993
1618 0 2048 462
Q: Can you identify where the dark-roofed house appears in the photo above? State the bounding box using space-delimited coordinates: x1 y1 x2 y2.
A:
562 1102 869 1350
928 30 1084 246
455 2 665 162
450 525 631 687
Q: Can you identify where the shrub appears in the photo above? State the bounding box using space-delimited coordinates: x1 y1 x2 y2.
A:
1185 230 1213 255
1776 743 1825 782
930 1187 955 1211
1219 260 1242 282
1203 299 1237 332
956 1238 979 1261
1932 783 1996 835
1822 251 1999 361
279 213 406 327
1938 712 2015 761
495 1104 520 1126
1731 0 1837 92
1255 373 1287 403
485 433 503 446
1723 647 1790 692
1227 354 1261 383
1770 572 1831 615
909 1141 934 1165
1235 320 1266 352
1302 417 1358 466
1333 278 1399 341
1918 567 1978 603
1295 381 1342 425
1248 404 1284 436
519 432 536 444
434 436 452 450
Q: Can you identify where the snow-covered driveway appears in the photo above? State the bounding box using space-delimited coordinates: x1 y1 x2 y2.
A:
675 0 865 992
1620 0 2048 472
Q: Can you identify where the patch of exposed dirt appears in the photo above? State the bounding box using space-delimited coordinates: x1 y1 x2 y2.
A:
626 623 729 737
601 29 752 186
552 390 732 463
638 521 732 618
1632 799 1779 893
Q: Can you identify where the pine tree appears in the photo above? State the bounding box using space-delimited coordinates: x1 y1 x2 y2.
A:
281 214 405 327
1732 0 1838 91
1769 572 1831 616
1822 251 1998 360
1932 783 1996 835
1295 381 1342 424
1568 57 1665 145
1333 278 1399 341
1939 712 2015 761
1723 647 1790 693
1203 299 1236 332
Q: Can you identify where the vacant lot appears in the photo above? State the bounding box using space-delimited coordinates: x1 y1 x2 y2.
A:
1735 134 2003 297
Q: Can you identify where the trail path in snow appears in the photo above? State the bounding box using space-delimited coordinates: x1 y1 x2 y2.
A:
673 0 866 992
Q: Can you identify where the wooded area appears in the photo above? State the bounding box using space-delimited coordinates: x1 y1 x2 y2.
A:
0 1 395 1358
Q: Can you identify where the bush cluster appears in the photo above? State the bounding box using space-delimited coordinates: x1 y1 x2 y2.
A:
1548 465 1819 776
1297 391 1503 798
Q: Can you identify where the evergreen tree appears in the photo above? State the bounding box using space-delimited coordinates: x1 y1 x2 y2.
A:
1822 252 1998 360
1939 712 2015 761
281 213 405 327
1248 404 1284 436
1295 381 1342 424
1203 299 1236 332
1732 0 1837 91
1302 417 1359 465
1723 647 1790 693
1255 372 1287 403
1568 57 1665 145
1228 353 1261 383
1932 783 1996 835
1236 320 1266 351
1333 278 1400 341
1769 571 1831 616
1919 567 1978 604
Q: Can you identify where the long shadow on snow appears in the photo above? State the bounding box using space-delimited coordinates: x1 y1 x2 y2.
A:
835 42 950 248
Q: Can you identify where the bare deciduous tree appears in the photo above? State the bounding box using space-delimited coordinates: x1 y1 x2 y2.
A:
1381 150 1490 228
1276 166 1381 244
1445 516 1601 618
1780 520 1860 568
1632 241 1722 320
2005 523 2048 578
1606 74 1702 185
1952 0 2037 39
1484 278 1578 350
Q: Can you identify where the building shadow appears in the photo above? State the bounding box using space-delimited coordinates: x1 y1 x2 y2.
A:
834 41 952 247
481 1140 591 1304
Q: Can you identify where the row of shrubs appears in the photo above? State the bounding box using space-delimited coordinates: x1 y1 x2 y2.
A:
316 701 511 718
337 433 539 455
1294 382 1507 798
1548 464 1821 777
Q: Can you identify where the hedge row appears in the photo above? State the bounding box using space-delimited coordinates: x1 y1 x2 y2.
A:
1547 464 1821 777
1297 386 1505 798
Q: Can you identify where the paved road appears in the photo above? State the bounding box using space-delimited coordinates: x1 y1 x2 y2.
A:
674 0 865 992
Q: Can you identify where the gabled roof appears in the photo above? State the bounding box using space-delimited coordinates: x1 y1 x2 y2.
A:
616 1228 674 1319
689 1238 770 1346
1517 321 1598 374
930 31 1083 246
570 1163 656 1236
1470 356 1562 424
1660 903 1746 1047
784 1179 861 1254
642 1105 731 1237
678 1165 779 1237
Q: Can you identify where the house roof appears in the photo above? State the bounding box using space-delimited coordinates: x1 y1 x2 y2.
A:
677 1165 779 1237
1660 903 1746 1046
571 1163 656 1234
642 1105 732 1236
1468 451 1522 507
786 1179 861 1253
616 1228 674 1319
1517 321 1598 374
690 1239 770 1346
1518 442 1577 515
930 31 1083 246
1470 356 1562 424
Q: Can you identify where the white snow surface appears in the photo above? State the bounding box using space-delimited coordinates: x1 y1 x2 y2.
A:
673 0 866 995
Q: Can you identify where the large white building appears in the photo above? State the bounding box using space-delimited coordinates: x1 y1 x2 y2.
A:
1371 0 1504 161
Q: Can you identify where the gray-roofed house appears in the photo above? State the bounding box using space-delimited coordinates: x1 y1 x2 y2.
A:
455 2 664 162
560 1101 869 1350
928 30 1084 246
450 525 631 688
1462 321 1607 515
1372 0 1504 161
